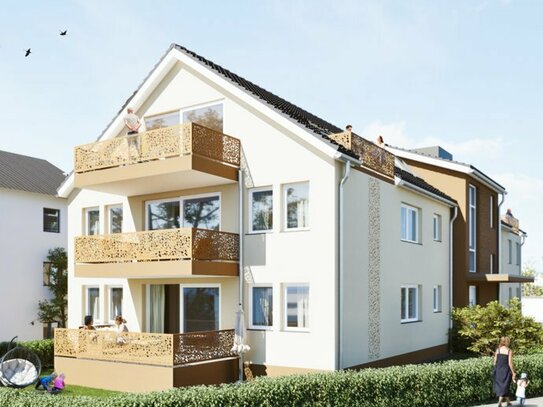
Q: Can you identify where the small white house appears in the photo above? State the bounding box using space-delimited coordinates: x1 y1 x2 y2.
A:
0 150 67 341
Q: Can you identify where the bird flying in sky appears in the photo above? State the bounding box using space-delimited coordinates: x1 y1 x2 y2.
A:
25 48 31 57
60 30 67 36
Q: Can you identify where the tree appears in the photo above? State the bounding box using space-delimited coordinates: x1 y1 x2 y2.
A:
450 298 543 355
521 263 543 297
38 247 68 328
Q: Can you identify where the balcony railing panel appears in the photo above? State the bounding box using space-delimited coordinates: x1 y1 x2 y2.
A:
54 329 236 366
329 131 395 178
74 122 240 174
75 228 239 264
502 214 520 232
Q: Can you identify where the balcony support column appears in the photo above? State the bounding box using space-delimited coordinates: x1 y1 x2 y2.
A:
238 167 244 382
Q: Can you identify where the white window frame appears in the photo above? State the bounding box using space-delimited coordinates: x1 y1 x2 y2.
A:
490 195 494 229
433 285 442 313
248 186 274 234
468 185 477 272
84 207 100 236
108 286 123 323
179 283 221 334
401 285 420 323
433 213 442 242
508 239 512 264
248 284 273 330
145 192 222 231
107 204 123 234
283 283 310 332
401 204 420 243
181 101 224 131
468 285 477 306
282 182 310 232
85 286 101 324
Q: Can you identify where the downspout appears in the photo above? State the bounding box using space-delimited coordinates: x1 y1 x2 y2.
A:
497 192 505 302
449 206 458 331
238 168 244 382
338 159 350 370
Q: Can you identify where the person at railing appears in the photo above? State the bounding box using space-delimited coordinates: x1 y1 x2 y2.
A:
115 315 129 344
82 315 96 330
505 208 514 219
345 124 352 133
124 107 141 135
376 135 386 148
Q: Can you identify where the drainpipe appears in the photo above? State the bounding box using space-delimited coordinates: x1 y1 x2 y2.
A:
338 159 350 371
449 206 458 331
238 168 244 382
497 192 505 302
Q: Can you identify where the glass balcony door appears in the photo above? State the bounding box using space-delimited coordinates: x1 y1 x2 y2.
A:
181 286 220 333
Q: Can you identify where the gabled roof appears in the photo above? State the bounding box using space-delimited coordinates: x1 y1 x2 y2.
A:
387 144 506 193
0 150 65 196
395 167 457 206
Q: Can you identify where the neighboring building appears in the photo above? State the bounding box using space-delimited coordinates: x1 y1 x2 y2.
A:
56 44 456 392
387 146 533 307
0 150 67 340
499 211 526 305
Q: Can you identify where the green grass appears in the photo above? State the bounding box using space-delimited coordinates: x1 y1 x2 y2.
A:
23 369 120 398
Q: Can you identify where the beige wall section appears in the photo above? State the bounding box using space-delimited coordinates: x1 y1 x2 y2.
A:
342 168 451 368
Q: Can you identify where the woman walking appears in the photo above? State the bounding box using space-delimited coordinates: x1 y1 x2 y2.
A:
493 336 516 407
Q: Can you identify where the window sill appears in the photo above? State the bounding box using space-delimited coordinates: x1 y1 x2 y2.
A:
401 239 421 245
401 319 421 324
282 328 310 333
248 327 273 331
246 230 273 235
282 227 310 233
433 310 442 314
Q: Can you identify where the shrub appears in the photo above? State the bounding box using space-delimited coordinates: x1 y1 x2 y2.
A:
451 298 543 355
0 339 54 368
1 353 542 406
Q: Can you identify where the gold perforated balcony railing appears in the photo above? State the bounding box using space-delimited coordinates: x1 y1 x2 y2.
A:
54 328 237 366
74 122 240 174
329 131 395 178
75 228 239 264
501 214 520 232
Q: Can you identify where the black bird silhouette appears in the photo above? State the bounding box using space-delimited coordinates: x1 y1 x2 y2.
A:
25 48 31 57
60 30 67 36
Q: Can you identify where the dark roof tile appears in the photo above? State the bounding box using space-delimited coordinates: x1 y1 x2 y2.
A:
395 167 457 204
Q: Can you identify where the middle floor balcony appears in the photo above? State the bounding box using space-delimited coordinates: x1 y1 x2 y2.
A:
74 228 239 278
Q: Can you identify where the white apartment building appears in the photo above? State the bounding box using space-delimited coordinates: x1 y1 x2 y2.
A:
0 150 67 341
56 44 456 391
499 213 526 305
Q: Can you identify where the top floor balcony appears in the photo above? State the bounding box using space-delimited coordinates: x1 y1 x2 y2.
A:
501 213 520 233
329 131 395 179
74 123 241 196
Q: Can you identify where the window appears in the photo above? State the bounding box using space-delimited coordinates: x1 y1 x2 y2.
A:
433 214 442 242
249 187 273 233
109 287 123 321
468 285 477 306
284 284 309 330
490 195 494 228
43 208 60 233
515 242 521 266
146 194 220 231
490 254 494 274
433 285 442 313
250 286 273 329
144 111 180 130
85 208 100 235
86 287 100 323
508 239 512 264
283 182 309 230
401 285 419 322
108 205 123 234
182 286 220 332
182 103 223 132
401 204 419 243
43 262 52 286
468 185 477 272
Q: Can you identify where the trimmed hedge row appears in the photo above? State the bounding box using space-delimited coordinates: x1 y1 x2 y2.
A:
1 353 542 406
0 339 54 368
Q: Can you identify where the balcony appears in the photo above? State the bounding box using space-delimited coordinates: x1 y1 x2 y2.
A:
329 131 395 179
501 213 520 233
74 123 241 195
54 328 238 391
74 228 239 278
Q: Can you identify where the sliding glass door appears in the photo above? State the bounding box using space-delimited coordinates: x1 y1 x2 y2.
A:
181 286 220 333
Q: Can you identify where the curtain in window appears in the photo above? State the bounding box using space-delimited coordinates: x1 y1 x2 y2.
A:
150 285 165 333
110 288 123 320
296 199 308 228
88 288 100 320
252 287 272 326
286 286 309 328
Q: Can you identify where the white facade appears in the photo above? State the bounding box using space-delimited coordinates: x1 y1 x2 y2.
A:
522 297 543 324
499 224 523 305
63 47 454 373
0 188 66 340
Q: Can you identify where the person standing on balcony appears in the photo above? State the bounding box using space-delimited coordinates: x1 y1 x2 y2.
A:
124 107 141 135
376 135 386 148
345 124 352 134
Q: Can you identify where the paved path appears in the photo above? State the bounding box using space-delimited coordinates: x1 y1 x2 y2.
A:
473 397 543 406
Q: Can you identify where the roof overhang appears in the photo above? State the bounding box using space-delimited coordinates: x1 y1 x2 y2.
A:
394 176 457 208
58 44 343 198
388 147 507 194
466 273 534 283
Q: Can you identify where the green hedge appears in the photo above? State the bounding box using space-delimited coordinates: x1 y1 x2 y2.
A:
1 354 542 406
0 339 54 368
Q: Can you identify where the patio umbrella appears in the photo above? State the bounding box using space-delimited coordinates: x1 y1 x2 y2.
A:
231 305 250 354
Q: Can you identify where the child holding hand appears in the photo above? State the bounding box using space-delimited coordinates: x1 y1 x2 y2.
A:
516 372 529 406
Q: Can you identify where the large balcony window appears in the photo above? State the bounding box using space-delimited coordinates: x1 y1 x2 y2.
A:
468 185 477 272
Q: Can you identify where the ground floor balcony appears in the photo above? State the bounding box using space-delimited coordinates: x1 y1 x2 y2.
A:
54 328 238 392
74 228 239 278
73 122 240 195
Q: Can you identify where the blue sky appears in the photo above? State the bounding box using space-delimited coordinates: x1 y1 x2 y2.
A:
1 0 541 271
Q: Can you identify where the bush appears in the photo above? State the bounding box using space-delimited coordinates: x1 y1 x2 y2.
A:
0 339 54 368
451 298 543 355
1 354 543 406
